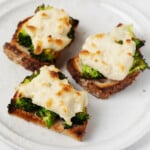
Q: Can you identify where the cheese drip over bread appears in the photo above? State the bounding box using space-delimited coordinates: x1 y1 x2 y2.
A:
23 7 72 54
79 24 136 80
17 65 88 125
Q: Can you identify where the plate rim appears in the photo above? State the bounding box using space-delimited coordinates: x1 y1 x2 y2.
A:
0 0 150 149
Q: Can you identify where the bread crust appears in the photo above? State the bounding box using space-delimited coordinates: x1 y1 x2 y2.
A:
67 56 140 99
3 15 78 71
4 42 53 71
8 96 87 141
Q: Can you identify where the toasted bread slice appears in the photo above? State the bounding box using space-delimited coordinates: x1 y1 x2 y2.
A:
67 24 148 99
3 7 79 71
8 65 88 141
8 98 87 141
67 56 140 99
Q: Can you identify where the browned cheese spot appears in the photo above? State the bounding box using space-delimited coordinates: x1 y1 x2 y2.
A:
59 17 70 26
49 71 58 78
95 33 105 38
94 59 98 62
26 25 37 33
46 99 53 108
48 35 64 46
57 84 72 96
41 12 49 18
62 106 68 113
117 23 123 27
102 60 107 65
55 39 63 46
63 84 72 92
126 39 131 44
127 52 132 56
120 64 125 72
58 100 68 113
76 91 81 96
80 50 90 55
91 43 96 48
57 90 63 96
34 41 43 54
58 25 63 30
59 100 64 106
96 50 101 55
47 35 53 42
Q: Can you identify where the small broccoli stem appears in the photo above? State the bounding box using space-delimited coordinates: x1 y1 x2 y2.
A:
67 17 79 40
28 46 56 62
23 70 40 84
36 108 58 128
133 38 145 49
67 27 75 39
129 50 148 75
35 4 53 13
81 64 104 79
18 32 32 48
58 72 67 80
64 111 89 129
15 97 40 112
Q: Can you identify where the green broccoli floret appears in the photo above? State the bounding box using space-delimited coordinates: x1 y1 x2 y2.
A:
133 38 145 49
23 70 40 84
36 108 58 128
58 72 67 80
72 112 89 125
82 64 104 79
64 123 71 129
36 52 54 62
67 17 79 40
129 50 148 74
64 111 89 129
35 4 53 13
18 29 32 48
67 27 75 39
129 38 148 74
15 97 40 112
18 32 55 62
115 40 123 45
18 29 55 62
29 47 55 62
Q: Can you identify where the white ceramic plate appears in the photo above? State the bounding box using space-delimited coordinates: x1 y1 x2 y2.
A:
0 0 150 149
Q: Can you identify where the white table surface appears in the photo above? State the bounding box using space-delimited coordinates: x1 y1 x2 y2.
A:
0 0 150 149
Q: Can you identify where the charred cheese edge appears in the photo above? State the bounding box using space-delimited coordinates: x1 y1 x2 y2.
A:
16 65 88 125
79 24 136 81
22 7 72 54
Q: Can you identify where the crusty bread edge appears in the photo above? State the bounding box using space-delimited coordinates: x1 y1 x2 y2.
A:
8 97 87 141
67 56 140 99
3 42 52 71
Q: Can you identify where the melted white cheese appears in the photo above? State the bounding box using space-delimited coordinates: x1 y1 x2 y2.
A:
17 65 88 125
79 24 136 80
23 7 72 53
